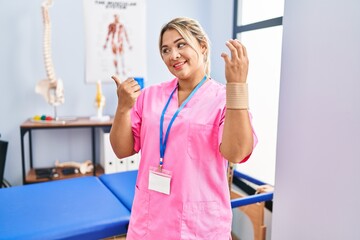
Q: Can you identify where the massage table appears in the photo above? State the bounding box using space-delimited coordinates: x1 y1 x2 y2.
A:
0 176 132 240
0 170 272 239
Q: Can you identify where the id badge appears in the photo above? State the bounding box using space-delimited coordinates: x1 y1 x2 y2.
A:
148 167 172 195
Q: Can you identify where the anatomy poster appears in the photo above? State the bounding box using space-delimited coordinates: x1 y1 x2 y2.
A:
83 0 146 83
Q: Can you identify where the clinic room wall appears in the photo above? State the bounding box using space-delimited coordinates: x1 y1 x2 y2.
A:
0 0 232 186
272 0 360 239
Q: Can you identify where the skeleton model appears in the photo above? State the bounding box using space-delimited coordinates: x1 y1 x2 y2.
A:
90 81 110 121
35 0 64 118
55 160 94 175
94 81 105 117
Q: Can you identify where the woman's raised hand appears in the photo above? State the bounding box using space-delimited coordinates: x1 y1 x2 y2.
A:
221 39 249 83
112 75 141 111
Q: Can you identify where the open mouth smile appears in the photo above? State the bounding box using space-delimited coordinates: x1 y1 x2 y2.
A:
173 61 186 70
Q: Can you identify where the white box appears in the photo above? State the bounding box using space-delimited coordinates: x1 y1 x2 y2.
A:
117 158 128 172
127 153 140 170
100 131 119 173
100 129 140 173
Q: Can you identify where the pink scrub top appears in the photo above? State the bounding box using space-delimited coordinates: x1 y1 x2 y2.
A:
127 78 257 240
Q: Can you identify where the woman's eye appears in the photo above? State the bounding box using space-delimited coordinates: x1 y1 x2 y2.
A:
178 43 186 48
162 48 170 54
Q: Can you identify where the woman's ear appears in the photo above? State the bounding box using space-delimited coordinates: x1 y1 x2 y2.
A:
201 43 207 55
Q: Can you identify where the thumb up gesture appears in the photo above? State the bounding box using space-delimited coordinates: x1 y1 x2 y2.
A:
112 75 142 111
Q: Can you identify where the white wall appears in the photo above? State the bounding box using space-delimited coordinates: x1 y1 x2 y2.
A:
272 0 360 239
0 0 232 186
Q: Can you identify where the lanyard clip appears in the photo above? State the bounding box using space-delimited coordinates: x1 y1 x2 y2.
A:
158 158 163 172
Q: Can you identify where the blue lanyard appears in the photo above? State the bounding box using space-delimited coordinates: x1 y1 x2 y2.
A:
159 75 207 169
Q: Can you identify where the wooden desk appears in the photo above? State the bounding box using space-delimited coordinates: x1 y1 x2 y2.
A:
20 117 113 184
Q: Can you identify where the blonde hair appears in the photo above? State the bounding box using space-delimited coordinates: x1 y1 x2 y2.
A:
159 17 211 76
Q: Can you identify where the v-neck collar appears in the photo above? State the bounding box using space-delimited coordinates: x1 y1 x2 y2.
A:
162 77 213 111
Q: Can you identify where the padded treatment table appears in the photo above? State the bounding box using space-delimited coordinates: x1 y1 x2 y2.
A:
99 170 273 210
99 170 138 211
0 176 130 240
0 170 273 239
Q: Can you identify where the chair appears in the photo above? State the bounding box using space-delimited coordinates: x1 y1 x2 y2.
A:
0 137 9 188
228 163 273 240
231 190 266 240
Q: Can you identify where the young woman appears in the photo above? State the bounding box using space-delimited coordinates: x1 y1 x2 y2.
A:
110 17 257 240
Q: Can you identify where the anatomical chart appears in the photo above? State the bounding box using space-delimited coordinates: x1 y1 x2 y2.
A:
83 0 146 83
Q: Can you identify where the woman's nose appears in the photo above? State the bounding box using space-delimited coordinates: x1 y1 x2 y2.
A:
170 49 181 60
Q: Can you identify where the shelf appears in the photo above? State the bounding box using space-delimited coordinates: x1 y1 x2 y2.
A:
21 117 113 129
20 117 113 184
25 165 105 184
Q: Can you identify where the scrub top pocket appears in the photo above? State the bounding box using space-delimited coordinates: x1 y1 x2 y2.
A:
181 201 223 239
187 123 218 160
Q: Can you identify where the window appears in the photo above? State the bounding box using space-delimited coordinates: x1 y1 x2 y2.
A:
233 0 284 185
